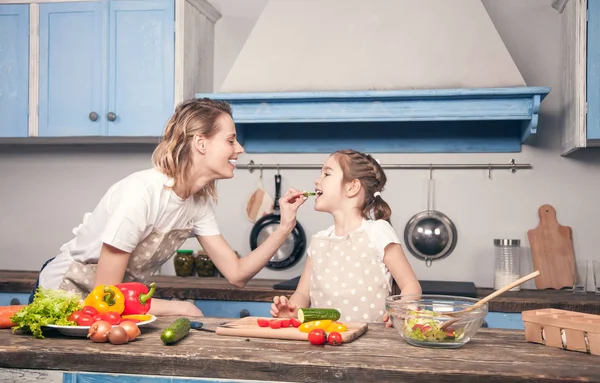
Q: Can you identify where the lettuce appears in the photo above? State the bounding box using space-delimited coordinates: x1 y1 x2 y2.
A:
11 287 83 338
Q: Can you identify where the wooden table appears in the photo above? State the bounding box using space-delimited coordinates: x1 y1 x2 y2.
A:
1 316 599 382
2 269 600 314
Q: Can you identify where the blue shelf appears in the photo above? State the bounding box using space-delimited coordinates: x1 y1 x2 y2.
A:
196 87 550 153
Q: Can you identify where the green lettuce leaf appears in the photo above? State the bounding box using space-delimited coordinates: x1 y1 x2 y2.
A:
11 287 83 338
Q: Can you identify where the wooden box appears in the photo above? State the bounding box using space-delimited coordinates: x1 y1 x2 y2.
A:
522 308 600 355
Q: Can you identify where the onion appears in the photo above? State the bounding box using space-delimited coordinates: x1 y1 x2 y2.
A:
119 321 141 341
88 320 111 343
108 326 129 345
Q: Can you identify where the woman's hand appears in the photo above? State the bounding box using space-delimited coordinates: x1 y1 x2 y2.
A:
270 295 298 318
278 188 307 232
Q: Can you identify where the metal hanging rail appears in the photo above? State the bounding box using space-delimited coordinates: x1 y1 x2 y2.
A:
237 159 531 174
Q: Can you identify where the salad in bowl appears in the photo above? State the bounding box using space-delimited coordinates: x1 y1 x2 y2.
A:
385 294 487 348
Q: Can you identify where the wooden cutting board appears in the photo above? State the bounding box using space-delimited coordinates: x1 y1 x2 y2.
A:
215 316 368 343
527 204 576 290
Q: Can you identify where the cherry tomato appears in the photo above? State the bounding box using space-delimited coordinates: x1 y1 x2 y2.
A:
68 310 82 323
290 318 301 328
308 329 326 345
257 318 269 327
269 319 282 329
82 306 98 316
327 332 343 346
280 319 291 328
76 314 94 326
102 312 122 325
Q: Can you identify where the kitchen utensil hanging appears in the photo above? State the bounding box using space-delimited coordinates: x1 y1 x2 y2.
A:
249 170 307 270
245 166 274 223
404 166 458 267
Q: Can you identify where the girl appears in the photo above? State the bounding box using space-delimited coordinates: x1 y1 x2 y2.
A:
34 98 307 316
270 149 421 325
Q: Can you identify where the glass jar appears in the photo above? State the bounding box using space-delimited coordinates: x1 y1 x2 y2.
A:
174 249 195 277
195 250 216 277
493 239 521 291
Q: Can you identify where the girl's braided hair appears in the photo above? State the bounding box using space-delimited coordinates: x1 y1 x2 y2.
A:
332 149 392 222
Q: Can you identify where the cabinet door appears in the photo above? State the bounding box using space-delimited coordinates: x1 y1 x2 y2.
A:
107 0 174 136
0 5 29 138
39 2 105 137
587 0 600 141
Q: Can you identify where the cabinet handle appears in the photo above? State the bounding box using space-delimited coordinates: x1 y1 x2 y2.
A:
107 112 117 122
89 112 99 122
239 309 250 318
10 298 21 305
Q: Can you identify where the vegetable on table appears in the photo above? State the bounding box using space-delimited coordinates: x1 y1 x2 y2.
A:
121 314 153 322
298 308 341 323
116 282 156 315
0 305 26 329
83 285 125 315
325 322 348 333
10 288 83 339
161 317 191 345
308 329 326 345
327 331 343 346
299 320 333 333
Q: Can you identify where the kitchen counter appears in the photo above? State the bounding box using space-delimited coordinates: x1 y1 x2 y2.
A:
2 269 600 314
1 316 599 382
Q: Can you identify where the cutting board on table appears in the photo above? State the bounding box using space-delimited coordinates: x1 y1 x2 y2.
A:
527 204 576 290
215 316 368 343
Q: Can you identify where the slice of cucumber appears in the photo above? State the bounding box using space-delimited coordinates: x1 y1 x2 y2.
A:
298 308 341 323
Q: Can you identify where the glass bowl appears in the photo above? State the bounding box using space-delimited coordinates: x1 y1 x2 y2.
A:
385 294 488 349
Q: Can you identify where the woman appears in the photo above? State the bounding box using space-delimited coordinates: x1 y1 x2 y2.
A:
33 98 307 316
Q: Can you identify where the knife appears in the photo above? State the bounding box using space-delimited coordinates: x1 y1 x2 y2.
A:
190 321 231 333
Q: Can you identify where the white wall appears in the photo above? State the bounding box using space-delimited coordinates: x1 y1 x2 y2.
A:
2 0 600 291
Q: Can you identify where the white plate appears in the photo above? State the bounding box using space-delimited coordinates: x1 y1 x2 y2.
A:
44 315 157 337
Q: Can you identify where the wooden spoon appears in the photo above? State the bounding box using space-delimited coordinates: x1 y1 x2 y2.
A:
439 270 541 330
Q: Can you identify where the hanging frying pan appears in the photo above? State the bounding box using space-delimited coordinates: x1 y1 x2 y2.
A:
404 168 458 267
249 173 306 270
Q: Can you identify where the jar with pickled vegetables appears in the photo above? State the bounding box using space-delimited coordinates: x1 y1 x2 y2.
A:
195 251 215 277
174 249 195 277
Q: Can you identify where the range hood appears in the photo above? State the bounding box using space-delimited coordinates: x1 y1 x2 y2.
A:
198 0 550 153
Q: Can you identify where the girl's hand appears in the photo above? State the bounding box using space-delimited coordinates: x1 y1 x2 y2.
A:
278 188 307 232
270 295 298 318
382 313 394 328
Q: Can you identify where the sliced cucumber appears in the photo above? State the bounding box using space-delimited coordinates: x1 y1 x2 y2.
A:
298 308 341 323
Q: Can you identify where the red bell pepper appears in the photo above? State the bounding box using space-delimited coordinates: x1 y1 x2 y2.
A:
116 282 156 315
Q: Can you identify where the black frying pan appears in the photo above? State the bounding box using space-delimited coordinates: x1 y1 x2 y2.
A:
249 174 306 270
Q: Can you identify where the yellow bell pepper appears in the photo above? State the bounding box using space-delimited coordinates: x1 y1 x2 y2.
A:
83 285 125 315
325 322 348 333
299 320 333 333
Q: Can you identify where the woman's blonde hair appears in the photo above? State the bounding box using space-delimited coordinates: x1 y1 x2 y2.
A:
152 98 232 200
332 149 392 223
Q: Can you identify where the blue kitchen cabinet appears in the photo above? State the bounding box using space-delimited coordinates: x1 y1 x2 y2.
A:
107 0 174 136
194 300 271 318
484 312 524 330
39 2 105 137
38 0 174 137
0 292 30 306
0 5 29 138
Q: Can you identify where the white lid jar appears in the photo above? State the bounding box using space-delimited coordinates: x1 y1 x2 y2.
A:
493 239 521 291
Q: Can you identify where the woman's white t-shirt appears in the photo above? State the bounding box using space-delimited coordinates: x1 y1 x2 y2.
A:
312 219 401 292
39 168 220 290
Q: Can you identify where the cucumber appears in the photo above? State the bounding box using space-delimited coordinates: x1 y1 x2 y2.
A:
298 308 341 323
160 317 191 345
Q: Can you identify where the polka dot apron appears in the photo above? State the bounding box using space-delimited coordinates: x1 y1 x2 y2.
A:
59 227 192 295
309 229 389 323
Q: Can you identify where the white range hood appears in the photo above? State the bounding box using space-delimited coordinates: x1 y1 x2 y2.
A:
198 0 550 153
